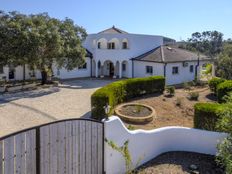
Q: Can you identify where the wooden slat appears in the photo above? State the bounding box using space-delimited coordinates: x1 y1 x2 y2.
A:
26 129 36 174
4 136 15 174
79 121 86 174
15 133 26 174
65 121 73 174
40 126 50 174
85 121 92 174
57 122 66 174
97 124 103 174
49 124 58 174
0 141 3 174
91 122 98 173
72 121 79 174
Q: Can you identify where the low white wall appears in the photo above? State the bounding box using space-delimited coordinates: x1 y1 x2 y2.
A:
104 116 227 174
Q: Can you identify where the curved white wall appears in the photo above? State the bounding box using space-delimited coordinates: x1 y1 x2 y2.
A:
104 116 227 174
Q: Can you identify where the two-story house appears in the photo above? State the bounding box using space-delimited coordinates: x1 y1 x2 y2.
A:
0 26 214 85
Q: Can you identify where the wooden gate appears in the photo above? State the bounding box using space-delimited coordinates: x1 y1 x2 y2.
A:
0 119 104 174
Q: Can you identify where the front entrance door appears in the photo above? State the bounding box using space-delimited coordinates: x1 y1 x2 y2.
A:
109 62 114 77
9 69 15 80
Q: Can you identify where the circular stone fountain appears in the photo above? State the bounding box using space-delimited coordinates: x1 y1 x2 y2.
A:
115 103 155 123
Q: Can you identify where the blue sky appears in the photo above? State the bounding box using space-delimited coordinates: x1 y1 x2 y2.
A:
1 0 231 41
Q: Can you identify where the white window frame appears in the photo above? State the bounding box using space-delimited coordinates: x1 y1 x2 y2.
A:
172 66 179 75
146 66 153 74
190 65 194 73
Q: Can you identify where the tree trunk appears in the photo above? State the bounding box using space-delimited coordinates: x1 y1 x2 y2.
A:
41 70 48 85
23 64 26 81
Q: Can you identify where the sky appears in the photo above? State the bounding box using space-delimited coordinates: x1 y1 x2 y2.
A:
1 0 231 41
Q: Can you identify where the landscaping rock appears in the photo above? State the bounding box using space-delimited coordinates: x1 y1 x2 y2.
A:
189 164 198 170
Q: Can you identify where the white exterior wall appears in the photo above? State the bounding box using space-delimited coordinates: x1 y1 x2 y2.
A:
0 65 41 81
83 34 164 75
53 57 91 79
133 61 164 77
104 116 227 174
165 61 197 85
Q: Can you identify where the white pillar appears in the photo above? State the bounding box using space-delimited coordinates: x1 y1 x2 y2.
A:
113 62 117 79
95 62 98 78
100 65 104 78
119 62 122 78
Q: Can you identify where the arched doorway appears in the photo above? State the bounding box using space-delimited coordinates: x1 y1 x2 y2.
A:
103 60 115 77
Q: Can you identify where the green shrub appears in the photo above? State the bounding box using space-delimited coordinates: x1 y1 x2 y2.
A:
208 77 225 94
183 82 191 90
194 103 223 131
217 80 232 103
188 92 199 101
91 76 165 120
165 86 175 96
176 97 183 107
216 103 232 173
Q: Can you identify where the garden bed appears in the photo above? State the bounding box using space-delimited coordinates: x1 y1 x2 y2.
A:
115 103 155 123
124 86 216 130
136 151 224 174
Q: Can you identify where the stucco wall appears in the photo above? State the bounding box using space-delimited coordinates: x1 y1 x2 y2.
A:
54 57 91 79
104 116 227 174
84 33 164 63
133 61 164 78
165 61 197 85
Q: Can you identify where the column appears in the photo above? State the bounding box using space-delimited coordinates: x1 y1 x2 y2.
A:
113 62 117 79
95 62 98 78
119 62 122 78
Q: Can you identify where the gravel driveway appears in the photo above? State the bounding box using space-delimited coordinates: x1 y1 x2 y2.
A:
0 78 113 136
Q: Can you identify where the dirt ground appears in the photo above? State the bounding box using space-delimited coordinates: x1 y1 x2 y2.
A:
123 86 217 130
136 151 224 174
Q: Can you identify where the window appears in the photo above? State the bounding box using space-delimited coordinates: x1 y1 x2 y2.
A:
122 42 128 49
97 42 101 49
0 65 3 74
146 66 153 74
107 42 115 49
79 63 87 69
122 63 126 71
57 69 60 76
190 65 194 73
172 66 179 75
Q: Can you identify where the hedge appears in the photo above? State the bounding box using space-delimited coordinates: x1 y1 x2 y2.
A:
208 77 225 94
194 103 223 131
91 76 165 120
217 80 232 103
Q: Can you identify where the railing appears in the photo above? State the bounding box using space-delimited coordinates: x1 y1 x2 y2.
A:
0 118 104 174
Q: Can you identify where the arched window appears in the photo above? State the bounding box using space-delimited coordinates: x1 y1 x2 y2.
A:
122 38 129 49
97 38 107 49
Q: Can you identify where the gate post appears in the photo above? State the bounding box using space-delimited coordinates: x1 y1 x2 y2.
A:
36 127 40 174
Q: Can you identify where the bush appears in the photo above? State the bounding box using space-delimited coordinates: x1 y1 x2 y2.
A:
188 92 199 101
194 103 223 131
183 82 191 90
216 103 232 173
208 77 225 94
91 76 165 120
176 97 183 107
165 86 175 96
217 80 232 103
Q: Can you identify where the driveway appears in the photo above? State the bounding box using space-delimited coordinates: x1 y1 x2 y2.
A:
0 78 113 136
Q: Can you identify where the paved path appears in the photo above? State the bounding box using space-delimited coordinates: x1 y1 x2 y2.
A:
0 78 113 136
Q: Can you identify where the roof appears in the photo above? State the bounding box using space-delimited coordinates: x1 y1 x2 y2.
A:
98 26 128 34
85 49 93 58
132 45 212 63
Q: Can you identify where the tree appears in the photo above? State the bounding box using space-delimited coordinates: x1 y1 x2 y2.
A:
0 11 87 84
186 31 223 57
216 43 232 79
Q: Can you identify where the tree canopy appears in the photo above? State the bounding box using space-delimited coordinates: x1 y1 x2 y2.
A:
181 31 224 57
0 11 87 84
216 43 232 79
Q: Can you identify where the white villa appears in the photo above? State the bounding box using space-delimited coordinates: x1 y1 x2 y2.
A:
0 26 213 85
